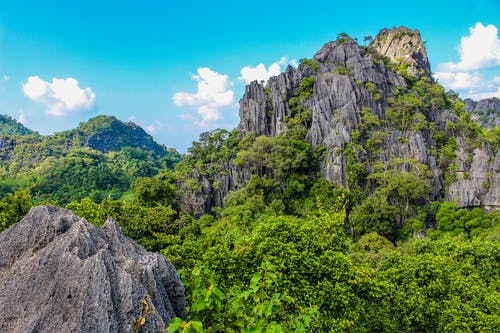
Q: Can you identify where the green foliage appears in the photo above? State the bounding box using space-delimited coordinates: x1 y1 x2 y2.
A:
297 77 315 100
333 64 353 76
478 126 500 153
298 58 320 71
0 116 180 204
0 190 34 232
392 30 415 40
432 202 497 238
30 147 126 204
364 81 382 101
368 235 500 332
385 94 423 130
185 129 239 167
165 196 369 332
0 115 37 136
344 143 367 192
362 35 372 46
132 169 176 207
336 32 350 44
349 162 431 242
349 195 401 241
67 197 177 251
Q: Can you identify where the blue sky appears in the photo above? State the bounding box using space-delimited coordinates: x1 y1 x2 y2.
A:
0 0 499 152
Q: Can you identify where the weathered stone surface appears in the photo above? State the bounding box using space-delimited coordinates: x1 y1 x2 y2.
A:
464 97 500 128
237 35 438 189
447 142 500 209
0 205 186 333
371 26 431 78
183 26 499 214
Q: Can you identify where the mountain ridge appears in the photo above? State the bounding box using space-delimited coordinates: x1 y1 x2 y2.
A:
177 26 499 219
0 115 38 137
0 115 181 204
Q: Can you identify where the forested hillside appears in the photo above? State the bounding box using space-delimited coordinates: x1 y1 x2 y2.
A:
0 26 499 332
0 115 37 136
0 115 180 206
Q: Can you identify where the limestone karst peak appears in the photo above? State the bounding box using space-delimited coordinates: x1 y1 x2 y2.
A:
370 26 431 78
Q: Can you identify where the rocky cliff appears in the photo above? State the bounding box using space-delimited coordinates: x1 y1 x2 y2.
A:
370 26 431 78
181 26 499 215
464 97 500 128
237 28 438 189
0 205 186 332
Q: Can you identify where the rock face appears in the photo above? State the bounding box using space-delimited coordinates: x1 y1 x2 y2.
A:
0 205 186 333
371 26 431 78
446 139 500 210
464 97 500 128
237 31 434 189
181 26 499 215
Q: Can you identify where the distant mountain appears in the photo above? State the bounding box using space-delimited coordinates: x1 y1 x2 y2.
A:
0 115 38 136
0 115 181 204
0 115 181 164
464 97 500 128
66 115 172 155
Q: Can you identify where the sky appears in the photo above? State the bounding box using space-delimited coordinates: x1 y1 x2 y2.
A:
0 0 499 152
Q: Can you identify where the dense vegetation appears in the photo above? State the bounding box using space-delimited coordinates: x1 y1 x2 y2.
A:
0 115 37 136
0 115 181 204
1 124 498 332
1 40 499 331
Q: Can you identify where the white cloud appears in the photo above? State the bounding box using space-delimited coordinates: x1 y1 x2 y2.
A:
22 76 96 116
434 23 500 100
439 22 500 72
3 74 9 81
433 71 500 99
239 57 287 84
173 67 235 125
433 71 484 90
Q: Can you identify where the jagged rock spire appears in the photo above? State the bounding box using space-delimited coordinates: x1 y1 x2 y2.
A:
371 26 431 78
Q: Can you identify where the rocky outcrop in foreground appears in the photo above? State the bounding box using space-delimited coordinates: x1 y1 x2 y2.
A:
0 205 186 333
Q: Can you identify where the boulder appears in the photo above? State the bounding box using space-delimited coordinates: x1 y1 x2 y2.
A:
0 205 186 333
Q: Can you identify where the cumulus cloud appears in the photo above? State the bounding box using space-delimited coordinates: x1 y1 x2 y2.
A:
173 67 235 125
239 57 288 84
22 76 96 116
439 23 500 72
433 71 484 90
434 23 500 100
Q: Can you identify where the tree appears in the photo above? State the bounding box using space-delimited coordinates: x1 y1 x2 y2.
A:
132 170 176 207
0 190 34 232
363 35 372 46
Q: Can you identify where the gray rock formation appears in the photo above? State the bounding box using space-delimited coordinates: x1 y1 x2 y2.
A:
464 97 500 128
181 26 499 215
446 139 500 210
0 205 186 333
371 26 431 78
237 34 435 189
